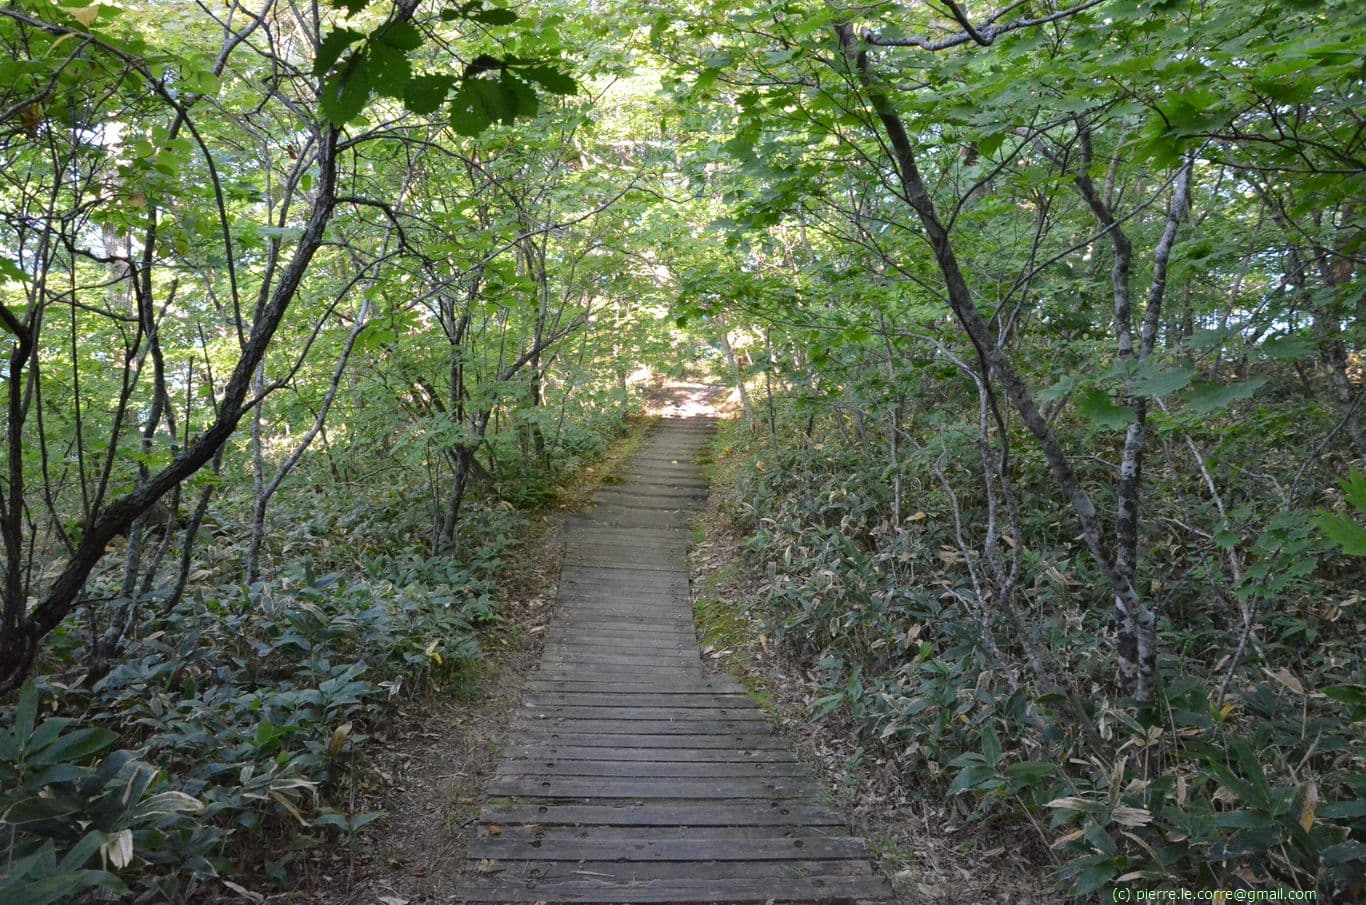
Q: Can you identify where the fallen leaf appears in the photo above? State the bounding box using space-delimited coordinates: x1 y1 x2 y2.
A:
221 880 265 903
1299 780 1317 831
1267 666 1304 695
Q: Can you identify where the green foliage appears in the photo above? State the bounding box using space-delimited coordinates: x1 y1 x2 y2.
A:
1318 471 1366 557
313 3 574 130
2 0 1363 900
713 385 1364 897
0 683 200 903
3 524 501 897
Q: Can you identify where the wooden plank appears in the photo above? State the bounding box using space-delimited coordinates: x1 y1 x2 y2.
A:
544 629 695 641
560 563 690 581
552 607 690 619
563 552 689 567
552 605 690 617
551 615 691 628
477 801 845 827
467 834 868 861
563 535 688 546
587 496 707 509
503 732 788 751
511 719 762 735
540 646 696 660
516 690 748 704
542 634 696 648
563 559 691 574
547 620 695 632
531 670 709 682
563 538 688 554
541 620 693 634
519 706 764 721
458 875 892 903
523 681 747 695
549 604 691 616
551 606 690 620
530 669 713 683
522 693 752 708
542 633 695 645
537 654 701 669
476 825 850 843
557 580 690 594
483 776 822 799
542 637 697 650
494 759 806 778
500 745 796 763
458 862 868 889
556 575 690 590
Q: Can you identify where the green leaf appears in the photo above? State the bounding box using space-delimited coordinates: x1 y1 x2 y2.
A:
471 7 518 25
1341 469 1366 513
1 255 27 283
520 64 576 96
1075 387 1134 430
31 727 118 766
1213 529 1240 550
1321 840 1366 865
314 27 364 77
980 725 1003 766
2 795 80 824
1319 799 1366 819
134 790 204 819
329 0 371 14
354 323 397 352
1317 512 1366 556
1130 361 1192 397
1320 684 1365 707
976 131 1006 157
7 873 125 905
1037 374 1080 405
1260 334 1316 361
404 74 455 115
501 71 539 118
1181 377 1267 415
1004 761 1056 785
375 21 423 51
367 41 412 99
450 77 517 136
320 56 371 125
15 681 38 741
58 831 108 872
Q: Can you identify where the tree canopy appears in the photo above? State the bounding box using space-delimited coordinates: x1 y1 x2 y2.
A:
0 0 1362 900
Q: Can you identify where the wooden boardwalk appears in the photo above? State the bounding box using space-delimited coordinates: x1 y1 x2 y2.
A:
456 417 892 904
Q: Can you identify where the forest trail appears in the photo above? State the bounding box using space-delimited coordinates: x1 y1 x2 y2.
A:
455 414 893 904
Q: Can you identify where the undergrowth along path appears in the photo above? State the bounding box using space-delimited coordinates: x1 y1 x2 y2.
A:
456 414 892 904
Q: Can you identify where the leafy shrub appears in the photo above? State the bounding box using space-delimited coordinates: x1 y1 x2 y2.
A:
3 561 492 900
1 682 203 904
714 401 1365 900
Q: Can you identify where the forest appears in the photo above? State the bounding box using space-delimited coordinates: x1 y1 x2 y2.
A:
0 0 1361 902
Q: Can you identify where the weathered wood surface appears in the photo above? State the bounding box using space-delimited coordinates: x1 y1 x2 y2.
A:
456 416 892 904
